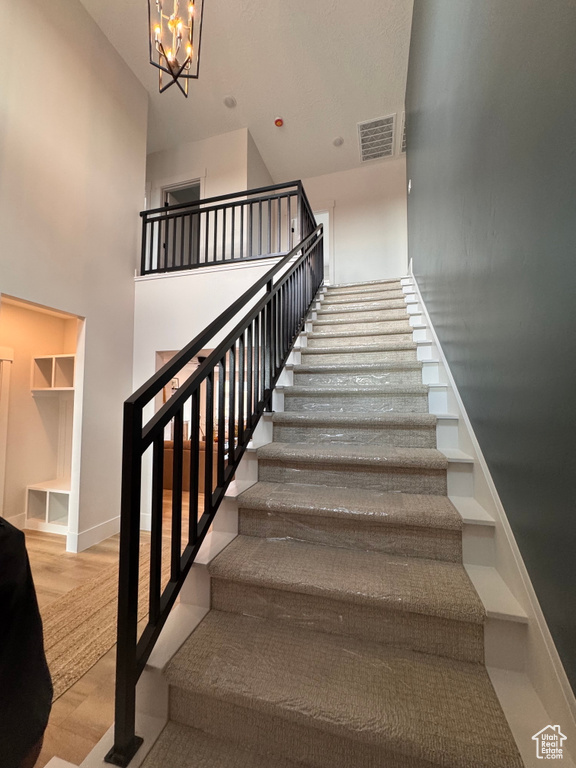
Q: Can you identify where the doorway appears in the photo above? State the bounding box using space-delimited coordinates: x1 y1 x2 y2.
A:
313 209 334 284
162 181 202 270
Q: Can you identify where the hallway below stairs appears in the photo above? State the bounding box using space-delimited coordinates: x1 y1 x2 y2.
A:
141 278 524 768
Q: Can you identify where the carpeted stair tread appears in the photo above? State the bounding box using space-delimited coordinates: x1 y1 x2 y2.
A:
285 384 428 396
321 290 406 304
301 341 417 354
318 299 408 313
141 721 305 768
257 441 448 470
331 277 403 289
307 326 413 340
238 481 462 531
209 535 482 624
273 411 436 428
166 611 522 768
314 310 410 325
294 361 423 374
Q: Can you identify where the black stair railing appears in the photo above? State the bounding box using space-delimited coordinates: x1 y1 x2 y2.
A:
106 201 323 765
141 181 315 275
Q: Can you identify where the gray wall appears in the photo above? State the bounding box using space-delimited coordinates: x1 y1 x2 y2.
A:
405 1 576 692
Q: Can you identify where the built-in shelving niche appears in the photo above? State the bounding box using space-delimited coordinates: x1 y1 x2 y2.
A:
26 354 76 533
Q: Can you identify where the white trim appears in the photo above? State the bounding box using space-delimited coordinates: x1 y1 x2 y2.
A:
410 267 576 747
66 515 120 553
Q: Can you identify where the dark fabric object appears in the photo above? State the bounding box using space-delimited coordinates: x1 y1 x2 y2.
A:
0 518 52 768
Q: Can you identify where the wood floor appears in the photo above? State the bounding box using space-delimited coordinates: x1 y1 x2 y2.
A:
26 490 197 768
27 530 120 768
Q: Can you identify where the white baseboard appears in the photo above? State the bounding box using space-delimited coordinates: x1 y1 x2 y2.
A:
409 268 576 754
5 512 25 530
66 515 121 553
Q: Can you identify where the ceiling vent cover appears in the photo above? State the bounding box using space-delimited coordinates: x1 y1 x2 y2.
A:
358 115 395 162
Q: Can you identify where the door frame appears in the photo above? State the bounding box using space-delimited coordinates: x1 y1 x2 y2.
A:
313 201 335 285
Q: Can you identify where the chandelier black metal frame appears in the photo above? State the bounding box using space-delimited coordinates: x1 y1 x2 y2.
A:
148 0 205 97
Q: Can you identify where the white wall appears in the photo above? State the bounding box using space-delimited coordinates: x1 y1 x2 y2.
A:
133 260 282 391
147 129 250 209
301 157 408 284
0 0 148 550
247 132 274 190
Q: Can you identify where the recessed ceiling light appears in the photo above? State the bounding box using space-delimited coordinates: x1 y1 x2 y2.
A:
223 95 237 108
333 136 344 147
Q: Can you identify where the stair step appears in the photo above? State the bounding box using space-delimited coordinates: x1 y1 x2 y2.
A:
273 410 436 447
166 611 522 768
307 329 413 347
257 442 448 495
238 481 462 561
314 310 409 326
318 298 407 314
293 362 424 387
322 290 406 304
301 342 418 365
331 277 403 290
284 384 428 414
141 721 304 768
210 535 484 660
311 319 414 336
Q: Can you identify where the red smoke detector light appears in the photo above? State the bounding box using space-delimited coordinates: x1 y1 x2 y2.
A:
274 117 284 127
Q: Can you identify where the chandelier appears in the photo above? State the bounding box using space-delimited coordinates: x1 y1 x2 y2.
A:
148 0 205 96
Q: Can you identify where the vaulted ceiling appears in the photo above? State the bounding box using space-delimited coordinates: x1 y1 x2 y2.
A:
78 0 414 181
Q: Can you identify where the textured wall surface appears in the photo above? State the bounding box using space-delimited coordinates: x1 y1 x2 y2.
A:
405 1 576 691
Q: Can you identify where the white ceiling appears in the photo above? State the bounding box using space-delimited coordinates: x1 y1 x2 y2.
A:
78 0 414 181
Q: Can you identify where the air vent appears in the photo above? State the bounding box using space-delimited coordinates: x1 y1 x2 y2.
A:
358 115 395 162
401 113 407 153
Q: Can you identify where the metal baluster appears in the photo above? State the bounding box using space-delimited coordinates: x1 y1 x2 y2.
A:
221 207 227 262
231 206 236 261
171 410 183 581
246 324 253 430
204 208 210 264
238 333 245 443
189 389 199 544
267 198 271 254
258 200 263 255
217 358 226 488
203 372 214 519
149 435 164 624
240 204 245 259
213 209 218 263
228 343 236 466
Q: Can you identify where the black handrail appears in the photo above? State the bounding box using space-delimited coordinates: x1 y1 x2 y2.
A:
140 180 317 275
105 201 323 766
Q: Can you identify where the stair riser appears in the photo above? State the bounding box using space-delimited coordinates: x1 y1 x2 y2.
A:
212 580 483 663
284 393 429 414
273 423 436 448
312 320 413 335
307 333 413 348
322 290 406 304
169 688 431 768
294 371 423 387
239 509 462 562
258 459 447 496
301 349 418 364
319 300 407 314
314 310 409 325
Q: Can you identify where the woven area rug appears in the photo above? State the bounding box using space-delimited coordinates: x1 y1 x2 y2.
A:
42 544 170 700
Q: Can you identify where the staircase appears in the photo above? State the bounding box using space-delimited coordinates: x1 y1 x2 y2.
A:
141 278 523 768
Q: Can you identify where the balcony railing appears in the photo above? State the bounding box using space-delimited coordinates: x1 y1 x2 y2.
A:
106 183 323 765
140 181 316 275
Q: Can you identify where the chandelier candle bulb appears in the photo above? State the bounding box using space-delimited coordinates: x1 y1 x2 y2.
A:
149 0 205 97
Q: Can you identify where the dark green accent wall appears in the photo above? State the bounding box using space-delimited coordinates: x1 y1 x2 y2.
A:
405 1 576 691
